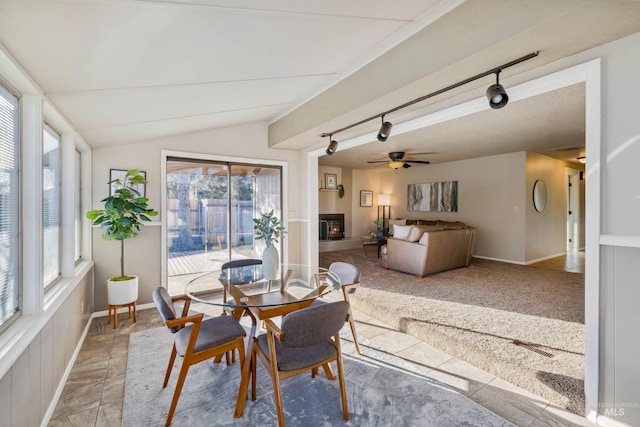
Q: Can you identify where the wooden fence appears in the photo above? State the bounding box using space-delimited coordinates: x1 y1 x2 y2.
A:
166 199 254 250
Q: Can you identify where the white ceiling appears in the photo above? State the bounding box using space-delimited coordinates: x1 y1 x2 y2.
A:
0 0 449 147
0 0 639 167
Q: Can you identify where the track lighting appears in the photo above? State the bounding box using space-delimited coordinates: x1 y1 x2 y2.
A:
377 115 393 142
486 70 509 109
325 136 338 156
320 52 537 149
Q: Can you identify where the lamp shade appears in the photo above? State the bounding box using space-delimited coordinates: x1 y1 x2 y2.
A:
378 194 391 206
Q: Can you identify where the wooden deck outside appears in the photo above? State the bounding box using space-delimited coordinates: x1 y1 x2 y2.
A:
167 246 256 277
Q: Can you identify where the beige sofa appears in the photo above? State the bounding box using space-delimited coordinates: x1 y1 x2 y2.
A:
381 221 475 277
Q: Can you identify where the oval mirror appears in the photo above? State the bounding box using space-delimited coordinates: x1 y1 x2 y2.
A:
533 179 547 212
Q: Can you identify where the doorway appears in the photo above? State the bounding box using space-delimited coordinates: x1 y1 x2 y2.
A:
164 157 283 295
566 168 582 252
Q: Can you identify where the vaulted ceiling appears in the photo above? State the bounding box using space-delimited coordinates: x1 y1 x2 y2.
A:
1 0 639 167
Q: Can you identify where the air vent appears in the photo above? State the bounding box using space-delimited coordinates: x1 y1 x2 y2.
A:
547 146 584 152
513 340 554 358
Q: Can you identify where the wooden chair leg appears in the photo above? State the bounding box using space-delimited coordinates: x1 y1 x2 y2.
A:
166 358 191 426
163 345 178 388
348 314 361 355
251 347 257 401
321 363 335 380
335 338 349 421
272 372 285 427
311 367 318 378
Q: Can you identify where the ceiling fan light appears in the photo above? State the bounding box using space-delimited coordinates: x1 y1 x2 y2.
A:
377 120 393 142
388 161 404 169
577 156 586 164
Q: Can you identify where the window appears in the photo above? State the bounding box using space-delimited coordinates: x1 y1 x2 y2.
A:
0 82 20 329
74 149 81 261
165 157 282 295
43 124 61 287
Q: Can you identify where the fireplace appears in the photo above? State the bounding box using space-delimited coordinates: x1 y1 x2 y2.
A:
319 214 344 240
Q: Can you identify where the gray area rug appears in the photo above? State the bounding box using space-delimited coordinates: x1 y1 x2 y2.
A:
320 249 585 415
123 326 514 426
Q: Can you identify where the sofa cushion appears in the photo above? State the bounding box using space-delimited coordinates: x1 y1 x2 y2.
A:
388 219 407 235
393 225 412 240
406 225 446 242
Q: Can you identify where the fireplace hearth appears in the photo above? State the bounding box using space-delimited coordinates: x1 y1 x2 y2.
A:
319 214 344 240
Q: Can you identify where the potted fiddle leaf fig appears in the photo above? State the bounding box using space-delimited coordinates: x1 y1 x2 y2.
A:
86 169 158 305
253 210 287 280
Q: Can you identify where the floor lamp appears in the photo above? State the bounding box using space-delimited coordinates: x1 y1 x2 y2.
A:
377 194 391 235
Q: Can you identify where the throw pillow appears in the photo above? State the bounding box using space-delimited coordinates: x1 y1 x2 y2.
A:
418 232 429 245
388 219 407 235
393 225 411 240
406 225 446 242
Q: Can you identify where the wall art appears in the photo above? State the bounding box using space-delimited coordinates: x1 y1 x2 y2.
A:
407 181 457 212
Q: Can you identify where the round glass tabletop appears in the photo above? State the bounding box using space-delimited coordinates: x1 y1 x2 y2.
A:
184 263 340 308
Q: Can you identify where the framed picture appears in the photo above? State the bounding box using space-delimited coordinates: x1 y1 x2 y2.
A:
407 180 457 212
325 173 337 190
360 190 373 207
110 169 146 197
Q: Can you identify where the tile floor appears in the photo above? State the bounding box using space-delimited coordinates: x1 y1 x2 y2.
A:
49 298 596 427
530 251 585 274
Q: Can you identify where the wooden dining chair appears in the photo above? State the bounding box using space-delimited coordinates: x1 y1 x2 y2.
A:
152 287 246 426
251 300 350 427
314 262 362 355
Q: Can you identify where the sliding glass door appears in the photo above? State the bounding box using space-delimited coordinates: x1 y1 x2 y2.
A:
166 157 282 295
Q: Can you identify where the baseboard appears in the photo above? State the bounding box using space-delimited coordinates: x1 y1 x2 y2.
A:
472 255 525 265
524 252 567 265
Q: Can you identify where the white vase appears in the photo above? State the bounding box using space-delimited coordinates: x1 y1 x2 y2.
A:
107 276 139 305
262 245 279 280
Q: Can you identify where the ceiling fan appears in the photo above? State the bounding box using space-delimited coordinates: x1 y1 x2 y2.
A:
367 151 431 170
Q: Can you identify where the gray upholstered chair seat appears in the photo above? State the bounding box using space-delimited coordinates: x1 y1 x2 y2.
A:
175 316 246 357
256 334 336 371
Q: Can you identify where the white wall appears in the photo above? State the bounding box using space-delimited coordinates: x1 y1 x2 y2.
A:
364 152 528 262
90 122 300 310
525 152 573 262
352 169 383 237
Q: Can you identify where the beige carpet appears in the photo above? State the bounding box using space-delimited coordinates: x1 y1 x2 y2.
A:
320 249 585 415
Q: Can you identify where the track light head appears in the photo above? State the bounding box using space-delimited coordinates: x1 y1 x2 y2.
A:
325 138 338 156
486 70 508 109
377 116 393 142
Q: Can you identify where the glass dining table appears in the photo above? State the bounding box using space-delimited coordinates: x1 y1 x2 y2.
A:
184 262 341 418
